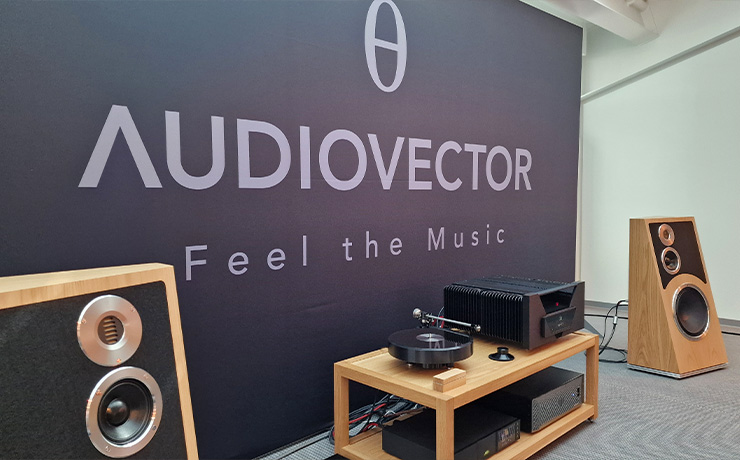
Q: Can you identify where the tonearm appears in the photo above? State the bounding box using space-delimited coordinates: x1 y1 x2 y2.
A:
412 308 481 333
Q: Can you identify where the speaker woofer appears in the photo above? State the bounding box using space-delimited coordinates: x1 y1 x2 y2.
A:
661 247 681 275
673 284 710 340
86 367 162 458
78 295 142 367
98 379 152 444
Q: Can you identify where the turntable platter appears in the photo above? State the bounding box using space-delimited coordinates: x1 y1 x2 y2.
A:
388 327 473 368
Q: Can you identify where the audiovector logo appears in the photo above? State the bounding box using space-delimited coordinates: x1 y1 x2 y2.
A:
365 0 407 92
78 1 534 192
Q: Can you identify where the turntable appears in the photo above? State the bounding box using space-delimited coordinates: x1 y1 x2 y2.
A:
387 309 480 369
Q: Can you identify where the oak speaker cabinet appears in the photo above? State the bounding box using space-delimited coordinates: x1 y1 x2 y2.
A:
0 263 198 459
628 217 728 378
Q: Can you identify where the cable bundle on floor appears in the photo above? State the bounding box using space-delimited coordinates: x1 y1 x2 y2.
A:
328 394 423 444
585 300 629 363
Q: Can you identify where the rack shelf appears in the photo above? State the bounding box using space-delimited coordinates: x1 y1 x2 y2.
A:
334 331 599 460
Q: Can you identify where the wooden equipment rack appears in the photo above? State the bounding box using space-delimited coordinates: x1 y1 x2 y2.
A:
334 331 599 460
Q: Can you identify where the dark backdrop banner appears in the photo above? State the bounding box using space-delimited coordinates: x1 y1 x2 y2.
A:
0 1 582 458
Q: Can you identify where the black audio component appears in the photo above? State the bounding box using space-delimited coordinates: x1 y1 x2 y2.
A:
478 366 583 433
382 404 520 460
444 276 585 350
388 327 473 369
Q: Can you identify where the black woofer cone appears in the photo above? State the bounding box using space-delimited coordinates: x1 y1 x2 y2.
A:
674 285 709 338
98 379 153 444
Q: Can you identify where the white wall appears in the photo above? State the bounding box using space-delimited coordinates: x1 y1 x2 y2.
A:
579 1 740 320
583 0 740 94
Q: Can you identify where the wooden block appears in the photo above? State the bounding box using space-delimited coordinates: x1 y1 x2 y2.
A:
433 368 466 392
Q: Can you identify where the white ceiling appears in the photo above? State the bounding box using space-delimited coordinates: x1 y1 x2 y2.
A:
521 0 658 44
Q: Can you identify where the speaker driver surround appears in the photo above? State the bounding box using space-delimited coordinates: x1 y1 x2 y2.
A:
86 366 163 458
78 295 143 366
673 284 710 340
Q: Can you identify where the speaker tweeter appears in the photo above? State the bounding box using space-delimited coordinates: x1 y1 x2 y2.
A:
658 223 675 246
78 295 143 367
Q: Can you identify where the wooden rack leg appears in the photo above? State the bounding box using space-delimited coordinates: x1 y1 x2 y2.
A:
585 336 599 419
334 367 350 452
436 399 455 460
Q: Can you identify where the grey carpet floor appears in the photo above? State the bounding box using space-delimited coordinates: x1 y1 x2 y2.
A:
531 318 740 460
256 317 740 459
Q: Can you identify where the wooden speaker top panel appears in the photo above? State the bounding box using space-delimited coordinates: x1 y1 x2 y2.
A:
0 263 174 310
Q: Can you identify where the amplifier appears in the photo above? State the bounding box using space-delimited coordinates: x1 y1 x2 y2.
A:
443 276 584 349
478 366 584 433
382 403 519 460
